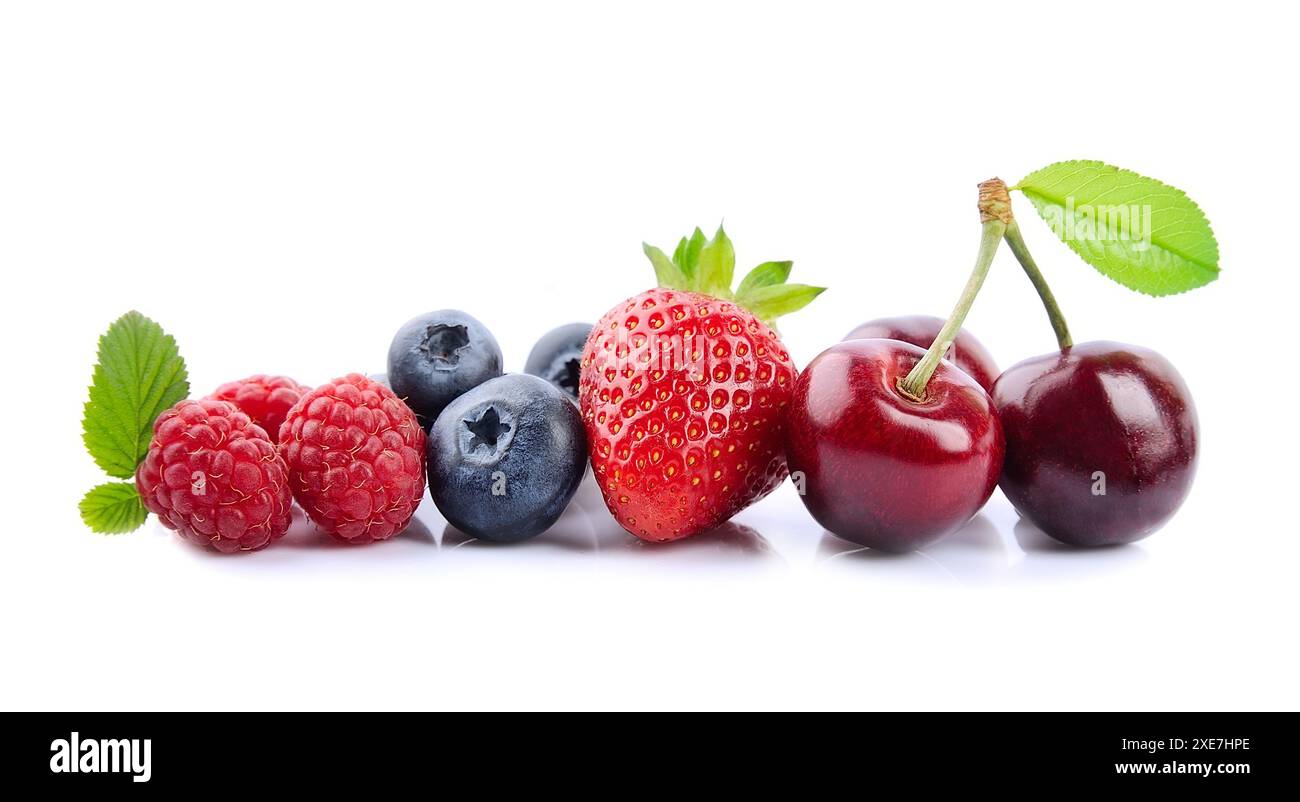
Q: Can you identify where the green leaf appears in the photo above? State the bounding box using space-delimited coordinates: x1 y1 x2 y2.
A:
82 311 190 478
736 261 793 297
737 283 826 324
671 236 689 276
1013 160 1220 296
643 243 688 290
694 224 736 296
644 225 825 323
679 227 707 279
79 481 148 534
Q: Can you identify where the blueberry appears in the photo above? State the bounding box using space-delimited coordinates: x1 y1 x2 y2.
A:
523 322 593 402
388 310 503 426
427 374 587 543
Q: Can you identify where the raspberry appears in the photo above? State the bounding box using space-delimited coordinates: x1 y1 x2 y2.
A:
207 374 310 442
135 399 293 553
278 373 426 543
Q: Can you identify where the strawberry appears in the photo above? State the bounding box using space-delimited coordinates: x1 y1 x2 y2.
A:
579 225 825 541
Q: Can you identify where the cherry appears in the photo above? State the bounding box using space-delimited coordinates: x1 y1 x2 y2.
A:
993 341 1198 546
786 181 1017 552
844 314 999 393
786 339 1004 551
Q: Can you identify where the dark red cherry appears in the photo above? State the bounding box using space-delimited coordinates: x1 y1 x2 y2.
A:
786 339 1004 552
993 341 1198 547
844 315 999 393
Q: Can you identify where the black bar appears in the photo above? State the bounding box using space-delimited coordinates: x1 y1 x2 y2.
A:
1 713 1289 790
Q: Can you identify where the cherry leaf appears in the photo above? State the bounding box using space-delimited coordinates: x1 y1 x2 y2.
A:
1014 161 1219 296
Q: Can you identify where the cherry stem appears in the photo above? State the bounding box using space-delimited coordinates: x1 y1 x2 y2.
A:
897 216 1006 401
1003 220 1073 350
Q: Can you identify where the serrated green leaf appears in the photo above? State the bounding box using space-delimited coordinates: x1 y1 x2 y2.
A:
694 224 735 297
644 243 688 290
736 261 793 297
82 311 189 478
737 283 826 324
79 481 148 534
1014 161 1219 296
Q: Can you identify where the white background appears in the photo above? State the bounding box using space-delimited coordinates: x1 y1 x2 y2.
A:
2 1 1296 711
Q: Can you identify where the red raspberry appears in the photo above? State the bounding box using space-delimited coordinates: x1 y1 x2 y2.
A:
207 374 310 442
278 373 426 543
136 399 293 553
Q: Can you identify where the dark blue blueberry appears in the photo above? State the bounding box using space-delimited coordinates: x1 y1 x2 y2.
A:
427 374 587 543
387 310 503 426
523 322 592 402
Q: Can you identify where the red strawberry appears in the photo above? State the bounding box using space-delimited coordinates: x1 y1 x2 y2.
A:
579 225 825 541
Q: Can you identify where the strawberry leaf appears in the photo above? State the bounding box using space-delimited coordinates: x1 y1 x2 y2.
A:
736 261 793 297
671 236 690 275
678 227 707 279
82 311 189 478
643 243 688 290
79 481 148 534
694 224 735 297
646 225 825 324
737 283 826 324
1013 161 1220 296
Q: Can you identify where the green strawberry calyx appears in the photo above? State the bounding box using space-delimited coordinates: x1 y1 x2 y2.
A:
642 224 826 326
